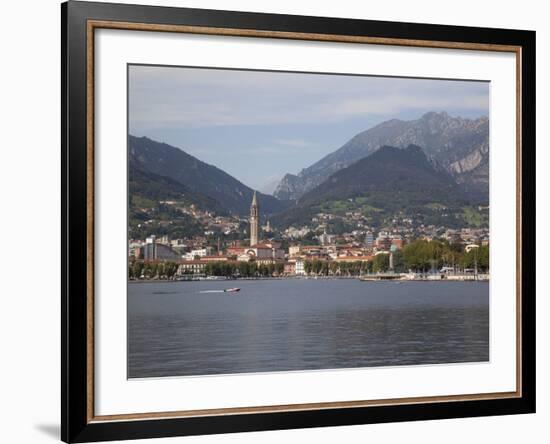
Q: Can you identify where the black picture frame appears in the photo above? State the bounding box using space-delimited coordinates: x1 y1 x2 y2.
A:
62 1 536 442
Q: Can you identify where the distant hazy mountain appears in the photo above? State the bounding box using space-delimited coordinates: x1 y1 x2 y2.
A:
257 178 277 196
273 145 483 229
274 112 489 200
129 135 288 216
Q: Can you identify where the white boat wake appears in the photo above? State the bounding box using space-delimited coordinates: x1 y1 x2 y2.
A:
199 288 241 293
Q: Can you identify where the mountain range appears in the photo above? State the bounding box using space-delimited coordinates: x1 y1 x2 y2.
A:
129 135 289 216
273 111 489 201
271 144 483 229
128 111 489 230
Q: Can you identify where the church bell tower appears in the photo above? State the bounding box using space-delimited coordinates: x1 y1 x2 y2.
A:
250 191 259 246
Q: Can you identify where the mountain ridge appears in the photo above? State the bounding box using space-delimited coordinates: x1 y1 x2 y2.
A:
274 111 489 201
129 164 225 214
273 144 484 229
129 135 289 216
300 144 462 203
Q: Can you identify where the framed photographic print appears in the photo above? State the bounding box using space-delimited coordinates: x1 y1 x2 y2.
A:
61 1 536 442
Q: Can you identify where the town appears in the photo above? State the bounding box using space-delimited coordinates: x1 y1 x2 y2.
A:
128 192 489 281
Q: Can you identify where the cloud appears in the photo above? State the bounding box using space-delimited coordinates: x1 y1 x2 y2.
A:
315 93 489 120
129 65 489 132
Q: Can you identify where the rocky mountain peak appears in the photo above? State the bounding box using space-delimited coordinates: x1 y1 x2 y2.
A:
273 112 489 201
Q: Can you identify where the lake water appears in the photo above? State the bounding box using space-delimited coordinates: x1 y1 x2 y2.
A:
128 279 489 378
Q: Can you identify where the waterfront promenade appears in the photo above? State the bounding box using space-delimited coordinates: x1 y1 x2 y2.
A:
129 272 490 283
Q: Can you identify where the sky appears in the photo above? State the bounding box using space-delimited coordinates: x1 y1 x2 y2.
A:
128 65 489 193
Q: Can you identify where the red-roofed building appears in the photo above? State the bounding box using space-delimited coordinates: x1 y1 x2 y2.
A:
241 243 285 261
226 246 247 257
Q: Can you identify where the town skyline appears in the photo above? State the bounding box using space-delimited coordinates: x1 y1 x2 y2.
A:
130 186 489 281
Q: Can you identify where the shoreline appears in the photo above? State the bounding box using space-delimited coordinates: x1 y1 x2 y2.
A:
128 275 489 284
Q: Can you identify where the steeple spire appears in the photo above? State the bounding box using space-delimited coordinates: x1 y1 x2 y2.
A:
250 191 259 246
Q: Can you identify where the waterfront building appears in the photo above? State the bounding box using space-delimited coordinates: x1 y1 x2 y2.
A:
284 261 296 275
295 259 305 275
240 242 285 262
155 244 180 261
143 235 157 261
142 235 180 261
245 244 273 260
177 260 207 275
250 191 259 246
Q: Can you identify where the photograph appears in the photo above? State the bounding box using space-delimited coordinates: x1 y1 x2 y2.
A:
127 65 491 379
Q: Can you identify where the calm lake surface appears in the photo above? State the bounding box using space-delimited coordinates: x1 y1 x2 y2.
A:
128 279 489 378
